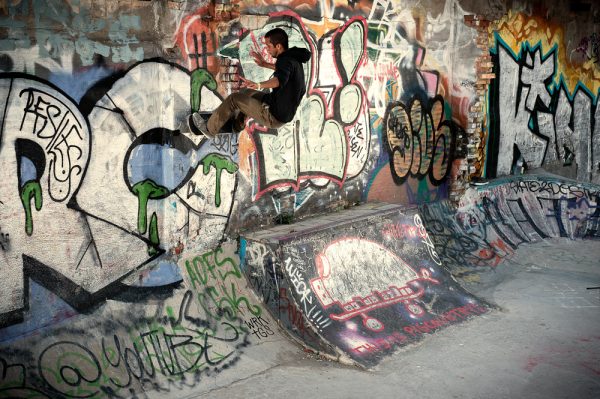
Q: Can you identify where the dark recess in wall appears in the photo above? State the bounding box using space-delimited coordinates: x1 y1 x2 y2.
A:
570 1 592 13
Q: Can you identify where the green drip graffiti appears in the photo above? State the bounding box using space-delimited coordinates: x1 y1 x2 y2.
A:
190 69 237 208
132 179 168 254
148 212 160 256
20 180 42 236
132 179 168 234
201 154 238 207
190 69 217 113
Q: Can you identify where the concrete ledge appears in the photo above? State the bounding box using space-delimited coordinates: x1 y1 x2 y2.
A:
243 202 407 244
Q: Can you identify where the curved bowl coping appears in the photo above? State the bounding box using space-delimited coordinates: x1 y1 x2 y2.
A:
419 174 600 277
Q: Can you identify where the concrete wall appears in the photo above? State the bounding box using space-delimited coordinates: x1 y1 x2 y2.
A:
0 0 482 328
483 1 600 183
0 0 598 397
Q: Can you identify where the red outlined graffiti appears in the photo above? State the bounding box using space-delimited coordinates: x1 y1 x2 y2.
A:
382 223 419 239
244 12 370 199
402 303 488 337
351 332 410 354
309 238 439 332
174 5 221 74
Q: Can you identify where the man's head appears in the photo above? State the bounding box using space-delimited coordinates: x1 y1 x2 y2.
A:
264 28 288 58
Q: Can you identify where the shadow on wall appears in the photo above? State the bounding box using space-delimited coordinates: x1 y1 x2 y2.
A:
0 242 261 399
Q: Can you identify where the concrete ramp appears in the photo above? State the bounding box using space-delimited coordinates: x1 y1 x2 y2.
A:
241 203 490 367
419 175 600 281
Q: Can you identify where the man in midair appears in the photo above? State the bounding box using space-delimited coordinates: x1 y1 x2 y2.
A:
191 27 311 137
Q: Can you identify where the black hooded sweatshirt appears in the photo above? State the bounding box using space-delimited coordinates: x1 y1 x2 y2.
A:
263 46 312 123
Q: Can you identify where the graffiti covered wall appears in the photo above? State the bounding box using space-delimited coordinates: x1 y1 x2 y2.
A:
0 0 598 396
421 175 600 281
0 0 477 395
485 5 600 184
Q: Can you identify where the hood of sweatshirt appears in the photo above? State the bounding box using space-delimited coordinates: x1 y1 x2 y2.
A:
282 47 311 63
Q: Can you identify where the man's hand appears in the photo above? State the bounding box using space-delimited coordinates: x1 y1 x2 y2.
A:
239 76 259 90
250 49 276 70
238 76 279 90
250 49 267 68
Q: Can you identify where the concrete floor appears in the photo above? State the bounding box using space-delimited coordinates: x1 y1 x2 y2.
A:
189 239 600 399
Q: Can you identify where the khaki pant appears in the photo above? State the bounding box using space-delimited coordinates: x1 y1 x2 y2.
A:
207 88 283 135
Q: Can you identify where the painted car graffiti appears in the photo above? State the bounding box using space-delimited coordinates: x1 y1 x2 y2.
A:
310 238 440 331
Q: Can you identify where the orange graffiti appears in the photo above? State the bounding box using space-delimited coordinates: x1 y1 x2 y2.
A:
238 130 254 179
493 11 600 93
174 5 222 75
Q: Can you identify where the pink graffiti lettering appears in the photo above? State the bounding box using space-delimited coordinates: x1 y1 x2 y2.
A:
403 303 488 337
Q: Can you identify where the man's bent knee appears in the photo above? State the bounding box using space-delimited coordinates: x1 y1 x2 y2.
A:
229 92 247 107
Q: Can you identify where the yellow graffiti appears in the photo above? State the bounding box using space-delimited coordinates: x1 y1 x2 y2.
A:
303 18 343 37
493 11 600 93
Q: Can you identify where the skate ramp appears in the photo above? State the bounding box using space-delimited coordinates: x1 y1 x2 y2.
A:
241 203 491 367
240 174 600 368
1 175 596 397
419 174 600 282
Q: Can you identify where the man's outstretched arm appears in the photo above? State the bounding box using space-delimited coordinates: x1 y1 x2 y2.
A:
239 76 279 90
